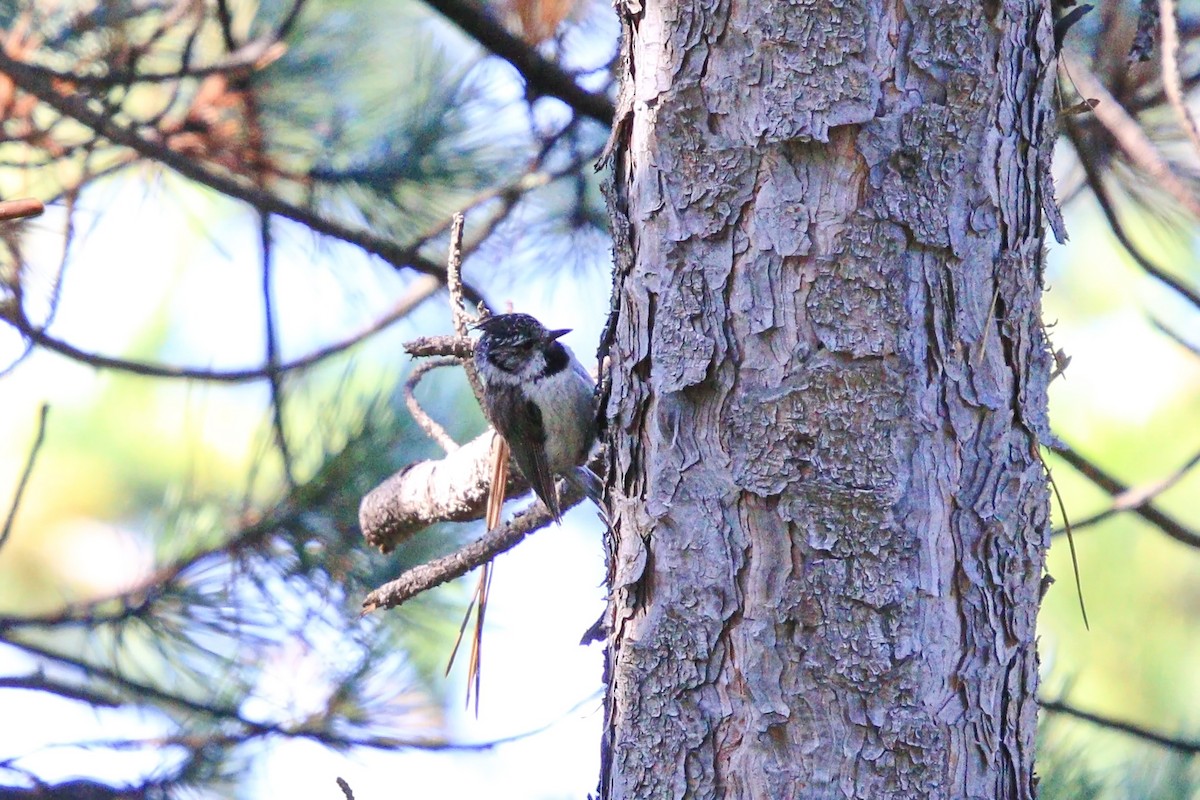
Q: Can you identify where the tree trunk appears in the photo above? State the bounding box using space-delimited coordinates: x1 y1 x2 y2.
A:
599 0 1058 798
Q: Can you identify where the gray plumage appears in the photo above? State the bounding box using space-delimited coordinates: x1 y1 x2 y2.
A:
473 313 598 522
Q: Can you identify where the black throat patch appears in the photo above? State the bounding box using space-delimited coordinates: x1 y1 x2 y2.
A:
541 341 570 377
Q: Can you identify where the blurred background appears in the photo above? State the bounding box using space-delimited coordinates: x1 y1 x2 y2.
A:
0 0 1197 798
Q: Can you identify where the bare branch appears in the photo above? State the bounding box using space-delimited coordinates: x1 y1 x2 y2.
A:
1157 0 1200 157
403 357 462 454
421 0 615 126
362 482 580 612
0 277 441 382
1063 118 1200 312
0 50 488 306
447 213 471 340
404 334 474 360
1052 447 1200 537
359 431 531 551
1050 442 1200 549
1063 54 1200 219
0 198 43 221
1040 697 1200 755
0 404 49 553
445 212 486 402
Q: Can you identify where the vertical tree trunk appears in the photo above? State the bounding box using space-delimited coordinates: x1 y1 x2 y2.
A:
600 0 1058 798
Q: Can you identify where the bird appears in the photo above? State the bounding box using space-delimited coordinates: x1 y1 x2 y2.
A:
472 313 601 522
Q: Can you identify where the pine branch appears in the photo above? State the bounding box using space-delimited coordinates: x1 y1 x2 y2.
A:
1040 698 1200 755
0 277 441 382
0 49 488 305
362 488 574 612
1050 442 1200 549
421 0 615 125
1051 446 1200 537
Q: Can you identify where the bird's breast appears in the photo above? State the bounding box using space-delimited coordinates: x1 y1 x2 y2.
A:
525 368 596 473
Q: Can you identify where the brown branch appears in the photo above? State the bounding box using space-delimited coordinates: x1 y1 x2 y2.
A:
362 481 580 612
1052 447 1200 537
1050 442 1200 549
1063 54 1200 219
1157 0 1200 157
0 49 488 306
1063 118 1200 312
358 430 533 552
1 276 441 382
404 333 474 359
1040 698 1200 755
0 198 43 221
420 0 615 126
403 357 462 453
0 404 49 553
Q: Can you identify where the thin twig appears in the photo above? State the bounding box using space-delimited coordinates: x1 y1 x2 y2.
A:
1150 316 1200 358
0 50 489 306
1050 442 1200 549
403 357 461 453
0 404 49 552
1063 54 1200 219
1 277 441 382
336 777 355 800
1052 447 1200 538
215 0 239 51
259 212 295 486
447 213 471 339
0 673 120 708
1063 118 1200 312
1040 698 1200 755
446 212 486 402
1157 0 1200 157
1044 459 1089 629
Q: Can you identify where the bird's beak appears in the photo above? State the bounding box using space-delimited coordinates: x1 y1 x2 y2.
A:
547 328 571 341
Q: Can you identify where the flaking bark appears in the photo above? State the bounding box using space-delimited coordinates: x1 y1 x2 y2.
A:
600 0 1057 797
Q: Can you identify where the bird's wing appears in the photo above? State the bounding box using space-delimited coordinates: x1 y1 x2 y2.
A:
484 382 561 523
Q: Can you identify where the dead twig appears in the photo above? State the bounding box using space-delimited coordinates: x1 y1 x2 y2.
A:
361 480 579 612
1063 54 1200 220
403 357 461 453
1050 442 1200 549
1040 697 1200 755
1052 446 1200 539
1157 0 1200 158
0 198 44 221
1 404 49 552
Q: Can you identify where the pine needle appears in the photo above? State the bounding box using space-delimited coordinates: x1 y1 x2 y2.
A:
1044 455 1090 630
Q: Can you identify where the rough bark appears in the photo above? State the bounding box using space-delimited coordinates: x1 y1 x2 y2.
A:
600 0 1057 798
